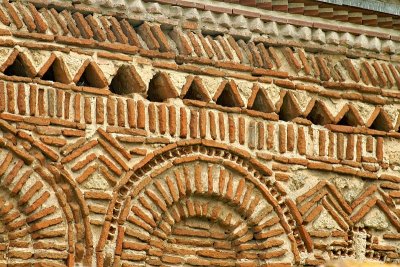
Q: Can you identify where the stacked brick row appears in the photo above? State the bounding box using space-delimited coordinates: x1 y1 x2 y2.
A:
0 79 387 171
0 55 400 136
0 0 398 266
154 0 400 30
0 2 398 94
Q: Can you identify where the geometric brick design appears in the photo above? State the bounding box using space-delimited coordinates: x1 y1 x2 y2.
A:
0 0 399 266
109 159 292 266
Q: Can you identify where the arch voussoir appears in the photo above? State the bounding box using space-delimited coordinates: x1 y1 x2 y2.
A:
98 143 300 266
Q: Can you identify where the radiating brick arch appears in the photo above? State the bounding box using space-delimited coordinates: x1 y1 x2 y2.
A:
0 154 68 265
54 165 94 266
0 136 93 266
97 141 302 266
0 188 36 266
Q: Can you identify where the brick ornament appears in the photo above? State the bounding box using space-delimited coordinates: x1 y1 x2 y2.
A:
0 0 398 266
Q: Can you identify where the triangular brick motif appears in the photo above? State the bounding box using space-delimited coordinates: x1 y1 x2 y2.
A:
213 80 244 107
147 72 178 102
335 105 363 126
367 107 393 131
110 65 146 95
297 181 352 232
313 209 342 230
73 60 108 88
0 1 399 266
359 207 388 229
62 128 131 186
181 76 210 102
247 84 274 113
306 100 334 125
1 50 36 78
351 196 400 231
277 92 301 121
37 54 71 84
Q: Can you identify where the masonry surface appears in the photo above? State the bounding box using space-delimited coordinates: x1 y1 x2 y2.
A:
0 0 399 266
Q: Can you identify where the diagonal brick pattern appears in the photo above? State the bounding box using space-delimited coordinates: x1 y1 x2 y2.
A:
0 0 397 266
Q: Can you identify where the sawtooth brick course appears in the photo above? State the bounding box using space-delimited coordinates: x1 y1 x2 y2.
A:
0 0 397 266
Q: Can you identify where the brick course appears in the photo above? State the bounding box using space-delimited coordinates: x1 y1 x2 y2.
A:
0 0 398 266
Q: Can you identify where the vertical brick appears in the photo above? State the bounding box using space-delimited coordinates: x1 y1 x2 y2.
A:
337 133 344 160
366 136 374 153
376 137 383 163
96 252 104 267
96 97 104 124
279 124 286 153
218 113 225 141
257 122 264 150
248 121 256 149
309 128 315 156
29 84 36 116
190 110 198 139
319 130 326 157
38 89 45 116
224 175 234 202
148 103 156 133
137 100 145 129
17 84 25 115
209 111 217 140
356 136 362 162
158 104 166 135
127 99 135 128
207 165 213 195
194 164 202 193
48 88 55 117
117 98 125 127
179 107 187 138
267 124 275 151
84 96 92 124
199 109 206 139
328 132 335 158
0 82 5 112
64 92 71 119
287 124 294 152
7 83 15 113
228 115 235 143
107 97 116 126
346 135 354 160
297 126 306 155
74 94 81 123
56 90 63 118
115 226 124 256
239 117 245 145
169 106 176 136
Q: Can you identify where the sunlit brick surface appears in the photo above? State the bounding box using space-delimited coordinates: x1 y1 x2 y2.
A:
0 0 399 266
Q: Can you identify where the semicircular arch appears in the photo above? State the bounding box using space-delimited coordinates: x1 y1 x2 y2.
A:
98 142 302 266
0 133 93 266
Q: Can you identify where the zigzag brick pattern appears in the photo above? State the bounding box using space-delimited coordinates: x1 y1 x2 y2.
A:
0 0 398 266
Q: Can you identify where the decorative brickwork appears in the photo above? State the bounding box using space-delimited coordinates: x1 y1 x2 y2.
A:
0 0 399 266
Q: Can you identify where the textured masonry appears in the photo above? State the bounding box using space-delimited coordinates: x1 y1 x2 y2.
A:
0 0 399 266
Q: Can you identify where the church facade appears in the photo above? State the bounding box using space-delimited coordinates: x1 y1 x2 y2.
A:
0 0 399 266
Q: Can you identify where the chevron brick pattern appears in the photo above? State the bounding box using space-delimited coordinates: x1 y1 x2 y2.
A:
0 0 397 266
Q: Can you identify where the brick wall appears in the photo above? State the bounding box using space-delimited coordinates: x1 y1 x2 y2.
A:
0 0 398 266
